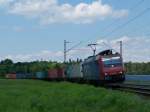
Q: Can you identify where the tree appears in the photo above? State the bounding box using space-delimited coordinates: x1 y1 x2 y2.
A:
0 59 13 65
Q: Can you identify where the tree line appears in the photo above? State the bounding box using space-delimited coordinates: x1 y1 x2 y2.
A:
0 59 65 77
124 62 150 75
0 59 82 77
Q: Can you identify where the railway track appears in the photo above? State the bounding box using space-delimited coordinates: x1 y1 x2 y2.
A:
105 83 150 96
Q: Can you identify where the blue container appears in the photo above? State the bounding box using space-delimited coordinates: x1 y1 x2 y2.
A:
25 73 35 79
16 73 26 79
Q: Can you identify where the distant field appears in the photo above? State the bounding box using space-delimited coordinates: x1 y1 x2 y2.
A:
0 79 150 112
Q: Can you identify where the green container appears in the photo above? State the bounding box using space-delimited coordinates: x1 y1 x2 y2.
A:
36 72 47 79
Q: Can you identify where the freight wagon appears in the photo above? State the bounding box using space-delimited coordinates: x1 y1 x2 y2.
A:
48 68 65 81
65 63 83 82
5 73 35 79
36 72 48 79
5 74 16 79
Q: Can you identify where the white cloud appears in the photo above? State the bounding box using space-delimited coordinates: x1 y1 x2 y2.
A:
0 0 5 4
0 50 64 62
0 0 11 5
0 0 128 24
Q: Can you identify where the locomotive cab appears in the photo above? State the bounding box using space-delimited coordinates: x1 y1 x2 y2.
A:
99 49 125 81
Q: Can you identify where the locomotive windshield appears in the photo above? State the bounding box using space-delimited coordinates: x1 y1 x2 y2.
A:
102 56 122 68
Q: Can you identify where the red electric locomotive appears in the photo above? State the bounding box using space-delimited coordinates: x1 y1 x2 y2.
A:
82 49 125 83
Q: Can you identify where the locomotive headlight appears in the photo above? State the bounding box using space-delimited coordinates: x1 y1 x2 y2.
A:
105 73 108 76
120 72 123 74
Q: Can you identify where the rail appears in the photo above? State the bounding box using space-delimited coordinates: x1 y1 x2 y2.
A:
105 83 150 96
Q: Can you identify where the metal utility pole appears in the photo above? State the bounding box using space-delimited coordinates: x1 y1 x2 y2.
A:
64 40 70 63
88 43 98 56
64 40 82 63
119 41 123 57
118 41 124 68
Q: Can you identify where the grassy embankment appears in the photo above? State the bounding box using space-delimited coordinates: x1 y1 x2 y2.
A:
0 79 150 112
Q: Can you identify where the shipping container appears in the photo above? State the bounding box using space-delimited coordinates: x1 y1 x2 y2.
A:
36 72 47 79
48 69 58 79
57 68 65 78
65 63 83 79
16 73 26 79
5 74 16 79
25 73 35 79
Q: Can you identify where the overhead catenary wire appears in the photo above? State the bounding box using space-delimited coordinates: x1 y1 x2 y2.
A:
64 40 82 62
101 0 145 33
129 0 145 11
103 7 150 38
66 41 82 53
81 0 146 46
89 6 150 54
115 23 150 38
108 0 149 38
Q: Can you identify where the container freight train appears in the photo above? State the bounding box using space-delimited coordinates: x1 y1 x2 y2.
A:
66 49 125 84
5 49 125 83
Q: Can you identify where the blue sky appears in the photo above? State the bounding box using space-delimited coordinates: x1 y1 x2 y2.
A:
0 0 150 62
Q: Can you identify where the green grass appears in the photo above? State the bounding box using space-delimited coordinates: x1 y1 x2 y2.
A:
0 79 150 112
